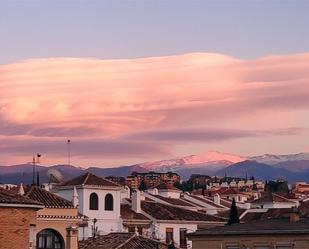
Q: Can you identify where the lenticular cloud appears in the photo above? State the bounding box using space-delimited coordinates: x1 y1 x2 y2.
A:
0 52 309 163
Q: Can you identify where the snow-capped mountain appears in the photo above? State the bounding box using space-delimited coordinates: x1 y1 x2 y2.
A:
249 152 309 165
138 151 247 172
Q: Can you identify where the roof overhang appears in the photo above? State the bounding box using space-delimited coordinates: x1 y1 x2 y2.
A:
188 229 309 238
0 203 44 209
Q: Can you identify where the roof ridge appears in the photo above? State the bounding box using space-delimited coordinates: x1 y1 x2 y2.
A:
83 172 91 184
115 233 136 249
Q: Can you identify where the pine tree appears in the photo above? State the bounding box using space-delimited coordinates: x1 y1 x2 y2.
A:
228 198 240 225
139 180 147 191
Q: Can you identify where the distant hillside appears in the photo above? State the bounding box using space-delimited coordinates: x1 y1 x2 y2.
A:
273 160 309 172
87 165 147 178
215 160 293 181
0 164 147 184
3 151 309 184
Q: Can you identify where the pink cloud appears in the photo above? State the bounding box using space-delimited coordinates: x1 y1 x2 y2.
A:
1 52 309 165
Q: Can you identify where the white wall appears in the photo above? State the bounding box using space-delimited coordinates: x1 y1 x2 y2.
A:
55 187 122 239
159 190 181 199
251 202 297 209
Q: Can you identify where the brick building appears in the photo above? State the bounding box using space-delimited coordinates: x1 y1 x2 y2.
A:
126 172 180 189
0 188 44 249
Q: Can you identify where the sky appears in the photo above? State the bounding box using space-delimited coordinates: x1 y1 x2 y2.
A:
0 0 309 167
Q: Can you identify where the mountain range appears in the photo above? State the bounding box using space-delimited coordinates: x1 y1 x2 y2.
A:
1 151 309 184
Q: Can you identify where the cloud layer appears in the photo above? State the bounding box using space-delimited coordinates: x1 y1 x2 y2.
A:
0 52 309 166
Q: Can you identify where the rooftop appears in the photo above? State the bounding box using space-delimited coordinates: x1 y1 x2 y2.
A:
189 218 309 236
78 232 168 249
0 188 43 207
150 194 195 207
61 173 121 188
121 204 150 221
241 208 293 222
25 185 74 208
141 201 226 222
250 193 296 204
151 182 181 192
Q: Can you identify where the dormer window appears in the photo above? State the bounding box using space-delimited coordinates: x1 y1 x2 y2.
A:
105 193 114 211
89 193 99 210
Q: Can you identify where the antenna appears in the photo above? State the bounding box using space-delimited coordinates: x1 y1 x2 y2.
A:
32 156 36 185
32 154 42 186
67 139 71 166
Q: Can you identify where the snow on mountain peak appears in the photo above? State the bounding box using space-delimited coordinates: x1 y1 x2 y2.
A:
250 152 309 165
140 151 246 170
182 151 246 165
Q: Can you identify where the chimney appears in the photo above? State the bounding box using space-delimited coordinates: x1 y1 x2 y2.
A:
132 189 141 213
214 193 220 205
18 183 25 196
290 207 300 222
72 186 79 208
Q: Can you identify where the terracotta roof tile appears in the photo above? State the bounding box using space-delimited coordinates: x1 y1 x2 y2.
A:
78 233 168 249
121 204 150 221
0 188 42 206
62 173 120 188
190 195 224 208
25 185 74 208
240 208 293 222
150 194 195 207
250 193 296 204
141 201 226 222
152 182 181 191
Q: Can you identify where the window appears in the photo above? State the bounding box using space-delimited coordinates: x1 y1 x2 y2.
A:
37 229 64 249
89 193 99 210
179 228 187 248
166 228 173 245
105 193 114 211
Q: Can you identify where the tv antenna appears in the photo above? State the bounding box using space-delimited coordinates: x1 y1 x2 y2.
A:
32 153 41 185
67 139 71 166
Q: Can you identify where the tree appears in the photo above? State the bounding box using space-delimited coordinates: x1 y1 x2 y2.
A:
138 180 147 191
228 198 240 225
168 241 176 249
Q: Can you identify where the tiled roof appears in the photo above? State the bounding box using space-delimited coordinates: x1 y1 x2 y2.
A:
78 233 168 249
241 208 293 222
250 193 296 204
62 173 120 188
121 204 150 221
190 195 224 208
203 196 233 208
150 194 195 207
0 188 42 206
220 188 244 196
141 201 226 222
25 186 74 208
189 218 309 236
152 182 181 191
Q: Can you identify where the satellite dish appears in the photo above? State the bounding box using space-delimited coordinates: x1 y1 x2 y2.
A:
47 169 64 183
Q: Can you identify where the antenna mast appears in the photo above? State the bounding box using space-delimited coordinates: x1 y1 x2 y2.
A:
32 156 36 185
32 154 41 186
67 139 71 166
